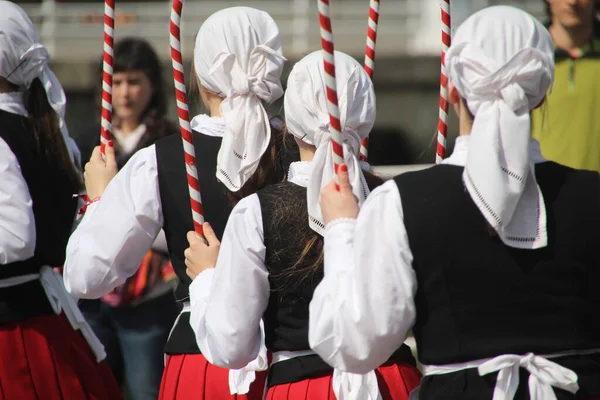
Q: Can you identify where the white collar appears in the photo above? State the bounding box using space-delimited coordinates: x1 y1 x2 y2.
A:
442 135 546 167
0 92 27 117
112 124 147 154
190 114 226 138
287 161 311 188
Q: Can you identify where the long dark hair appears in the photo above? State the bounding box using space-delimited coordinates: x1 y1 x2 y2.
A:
97 37 174 142
25 78 82 192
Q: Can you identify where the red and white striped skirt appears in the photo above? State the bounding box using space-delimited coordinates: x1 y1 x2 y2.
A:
0 313 122 400
159 353 267 400
265 361 422 400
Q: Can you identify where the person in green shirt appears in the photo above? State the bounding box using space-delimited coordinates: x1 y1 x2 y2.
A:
532 0 600 171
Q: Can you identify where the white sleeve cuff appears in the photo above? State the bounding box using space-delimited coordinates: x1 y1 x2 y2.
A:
325 218 356 235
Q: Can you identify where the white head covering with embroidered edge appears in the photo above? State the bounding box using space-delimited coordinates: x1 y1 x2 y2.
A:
445 5 554 249
193 7 286 192
0 0 80 167
284 50 375 236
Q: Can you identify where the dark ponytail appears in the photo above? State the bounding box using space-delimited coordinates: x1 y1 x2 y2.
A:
25 78 82 192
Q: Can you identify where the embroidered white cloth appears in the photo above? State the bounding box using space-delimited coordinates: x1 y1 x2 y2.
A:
283 50 375 235
0 1 80 167
445 6 554 249
194 7 286 192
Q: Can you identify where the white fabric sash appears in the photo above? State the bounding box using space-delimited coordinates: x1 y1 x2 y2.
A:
0 266 106 362
421 348 600 400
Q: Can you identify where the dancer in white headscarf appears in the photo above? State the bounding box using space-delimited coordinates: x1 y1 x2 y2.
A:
183 50 422 400
312 6 600 400
0 2 123 399
63 7 291 400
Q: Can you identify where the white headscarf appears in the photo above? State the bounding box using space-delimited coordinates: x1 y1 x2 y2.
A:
193 7 286 192
0 1 80 167
445 6 554 249
285 51 375 236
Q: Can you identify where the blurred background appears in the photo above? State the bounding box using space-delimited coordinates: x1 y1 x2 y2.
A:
16 0 552 165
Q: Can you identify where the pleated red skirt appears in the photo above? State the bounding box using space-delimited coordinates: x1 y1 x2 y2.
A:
266 361 422 400
0 313 123 400
159 353 268 400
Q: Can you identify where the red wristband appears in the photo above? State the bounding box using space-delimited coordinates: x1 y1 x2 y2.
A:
74 194 100 216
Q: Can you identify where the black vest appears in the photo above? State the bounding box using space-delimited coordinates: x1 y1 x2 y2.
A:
0 109 78 323
156 131 232 354
258 182 416 387
395 162 600 399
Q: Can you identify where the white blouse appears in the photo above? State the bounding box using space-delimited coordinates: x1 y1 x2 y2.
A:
64 117 228 297
63 145 163 298
307 136 550 375
0 136 36 264
112 124 147 154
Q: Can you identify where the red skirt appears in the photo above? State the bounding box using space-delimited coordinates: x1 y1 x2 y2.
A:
159 354 267 400
0 313 123 400
266 361 422 400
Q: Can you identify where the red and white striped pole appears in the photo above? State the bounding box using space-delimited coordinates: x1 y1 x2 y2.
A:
170 0 205 236
100 0 114 156
318 0 345 190
359 0 380 162
436 0 451 164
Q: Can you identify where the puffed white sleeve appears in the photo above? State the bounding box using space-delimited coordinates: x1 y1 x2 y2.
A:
63 145 163 298
0 137 36 264
189 193 270 369
309 180 417 374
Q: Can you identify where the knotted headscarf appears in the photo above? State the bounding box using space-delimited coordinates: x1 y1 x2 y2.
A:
445 6 554 249
0 0 80 166
193 7 286 191
284 50 375 236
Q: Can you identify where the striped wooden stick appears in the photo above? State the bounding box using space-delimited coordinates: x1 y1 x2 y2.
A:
436 0 451 164
363 0 380 78
170 0 205 236
318 0 345 190
100 0 114 156
359 0 380 162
